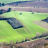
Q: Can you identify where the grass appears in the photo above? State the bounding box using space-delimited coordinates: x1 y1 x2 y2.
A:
0 11 48 43
0 0 35 4
0 20 32 43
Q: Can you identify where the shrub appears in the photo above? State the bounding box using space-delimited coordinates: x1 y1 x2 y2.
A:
25 37 30 41
7 8 11 12
2 3 5 6
10 40 14 45
19 13 22 15
0 9 3 14
0 3 1 7
16 39 19 44
30 10 32 12
32 12 34 14
13 46 16 48
3 42 8 45
36 32 40 38
21 38 24 42
16 3 18 6
41 31 48 37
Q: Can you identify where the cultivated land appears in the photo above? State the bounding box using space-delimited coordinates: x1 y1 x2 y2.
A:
0 0 34 4
0 11 48 43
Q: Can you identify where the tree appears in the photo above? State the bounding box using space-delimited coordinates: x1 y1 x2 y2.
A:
2 3 5 6
13 46 16 48
7 8 11 12
10 40 14 45
16 39 19 44
25 37 30 41
36 32 40 38
32 12 34 14
0 3 1 7
0 9 3 14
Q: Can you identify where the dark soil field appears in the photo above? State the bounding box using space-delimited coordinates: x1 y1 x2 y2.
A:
33 20 48 30
0 1 48 13
6 1 48 8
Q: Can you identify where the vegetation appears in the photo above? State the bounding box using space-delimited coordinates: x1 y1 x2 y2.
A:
2 3 5 6
0 3 1 7
0 0 37 4
0 11 48 43
7 8 11 12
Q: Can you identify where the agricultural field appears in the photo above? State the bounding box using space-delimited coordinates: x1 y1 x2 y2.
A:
0 11 47 43
0 0 35 4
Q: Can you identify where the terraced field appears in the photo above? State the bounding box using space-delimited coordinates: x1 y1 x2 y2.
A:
0 11 47 43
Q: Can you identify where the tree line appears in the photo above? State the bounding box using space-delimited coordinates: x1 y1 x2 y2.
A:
0 8 11 14
0 3 5 7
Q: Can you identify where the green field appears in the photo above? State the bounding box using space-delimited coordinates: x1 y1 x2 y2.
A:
0 0 35 4
0 11 48 43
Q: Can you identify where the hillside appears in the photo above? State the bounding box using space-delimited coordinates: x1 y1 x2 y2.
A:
0 0 33 4
0 11 47 43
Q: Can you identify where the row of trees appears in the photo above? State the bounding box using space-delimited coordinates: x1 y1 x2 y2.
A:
33 31 48 39
0 8 11 14
0 31 48 48
0 3 5 7
0 38 45 48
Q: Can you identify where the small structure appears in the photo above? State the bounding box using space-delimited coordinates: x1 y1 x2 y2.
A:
7 18 23 29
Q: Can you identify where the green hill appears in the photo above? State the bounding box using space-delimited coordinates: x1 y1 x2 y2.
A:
0 11 47 43
0 0 33 4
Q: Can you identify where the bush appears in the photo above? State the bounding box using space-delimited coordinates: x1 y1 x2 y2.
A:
30 10 32 12
0 3 1 7
16 3 18 6
36 32 40 38
10 40 14 45
16 39 19 44
7 8 11 12
32 12 34 14
0 9 3 14
2 3 5 6
19 13 22 15
25 37 30 41
21 39 24 42
41 31 48 37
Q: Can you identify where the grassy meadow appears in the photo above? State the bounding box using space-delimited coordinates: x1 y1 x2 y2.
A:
0 11 47 43
0 0 35 4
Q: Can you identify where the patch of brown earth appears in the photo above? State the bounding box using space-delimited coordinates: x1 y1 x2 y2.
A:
0 6 48 13
33 20 48 30
6 1 48 8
